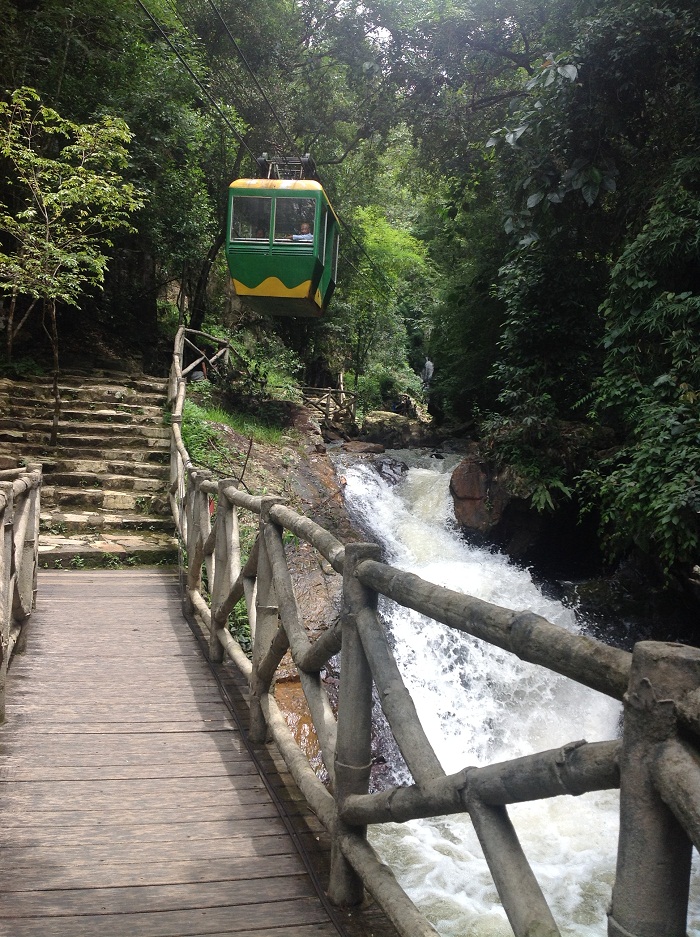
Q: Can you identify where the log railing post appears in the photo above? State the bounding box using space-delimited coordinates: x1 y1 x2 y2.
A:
169 327 184 404
609 641 700 937
0 482 14 724
329 542 382 906
169 424 181 532
14 465 41 653
249 496 283 744
183 469 200 613
187 469 212 595
210 479 239 663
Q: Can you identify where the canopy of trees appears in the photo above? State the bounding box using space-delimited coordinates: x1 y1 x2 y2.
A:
0 0 697 577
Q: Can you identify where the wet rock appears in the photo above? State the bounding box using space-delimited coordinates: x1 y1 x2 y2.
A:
560 555 700 650
360 410 437 448
450 458 517 533
341 441 385 454
374 456 409 486
449 457 544 558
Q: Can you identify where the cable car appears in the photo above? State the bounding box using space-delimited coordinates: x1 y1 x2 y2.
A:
225 154 340 317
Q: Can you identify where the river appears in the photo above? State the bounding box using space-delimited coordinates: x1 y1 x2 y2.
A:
338 450 700 936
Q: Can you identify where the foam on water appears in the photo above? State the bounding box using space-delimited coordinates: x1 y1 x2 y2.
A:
340 454 700 936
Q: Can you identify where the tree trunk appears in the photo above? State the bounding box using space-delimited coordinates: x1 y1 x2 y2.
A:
188 227 225 333
47 300 60 447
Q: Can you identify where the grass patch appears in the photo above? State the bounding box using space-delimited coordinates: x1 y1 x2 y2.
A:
202 405 286 446
183 397 287 447
181 399 293 478
181 400 225 467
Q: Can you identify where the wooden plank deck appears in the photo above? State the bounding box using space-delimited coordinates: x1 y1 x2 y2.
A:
0 570 355 937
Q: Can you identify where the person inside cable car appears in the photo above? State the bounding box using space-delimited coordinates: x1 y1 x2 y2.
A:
290 221 313 242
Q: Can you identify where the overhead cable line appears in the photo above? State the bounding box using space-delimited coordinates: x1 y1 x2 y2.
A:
171 0 399 300
165 0 254 126
204 0 304 162
343 257 396 306
134 0 257 161
141 0 400 304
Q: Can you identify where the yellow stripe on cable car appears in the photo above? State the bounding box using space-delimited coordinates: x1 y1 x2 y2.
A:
230 179 324 192
233 276 314 299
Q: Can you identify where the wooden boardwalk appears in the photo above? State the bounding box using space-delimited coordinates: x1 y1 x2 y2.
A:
0 570 352 937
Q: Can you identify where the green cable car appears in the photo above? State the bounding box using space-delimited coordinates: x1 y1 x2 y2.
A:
225 157 340 317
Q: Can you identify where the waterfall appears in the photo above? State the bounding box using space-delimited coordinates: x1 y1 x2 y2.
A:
338 452 700 936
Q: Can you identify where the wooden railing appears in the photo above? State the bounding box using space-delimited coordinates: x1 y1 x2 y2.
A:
0 463 41 723
169 327 700 937
302 385 357 424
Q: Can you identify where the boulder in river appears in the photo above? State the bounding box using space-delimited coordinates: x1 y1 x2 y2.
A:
341 441 386 454
374 456 409 486
450 457 545 558
360 410 438 448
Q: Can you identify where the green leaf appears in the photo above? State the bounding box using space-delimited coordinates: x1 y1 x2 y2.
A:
582 182 599 206
557 64 578 81
526 192 545 208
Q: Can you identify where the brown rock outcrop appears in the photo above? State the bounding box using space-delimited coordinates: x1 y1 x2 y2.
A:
449 457 545 559
449 458 511 533
360 410 437 448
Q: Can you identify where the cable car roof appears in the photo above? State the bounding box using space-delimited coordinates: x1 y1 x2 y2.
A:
230 179 324 191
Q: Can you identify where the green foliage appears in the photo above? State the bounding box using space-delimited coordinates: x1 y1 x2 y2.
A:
583 157 700 570
103 555 123 569
353 362 423 416
0 87 143 358
228 598 251 658
421 171 508 421
181 396 287 476
0 355 45 379
492 242 607 422
481 410 574 512
200 404 285 446
181 399 227 468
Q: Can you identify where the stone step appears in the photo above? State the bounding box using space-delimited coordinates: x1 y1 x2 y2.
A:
0 385 167 408
43 472 166 493
0 444 169 464
40 510 175 534
0 429 170 449
4 368 179 567
0 417 170 437
42 458 169 479
41 485 170 513
3 404 165 424
0 373 168 394
38 530 178 570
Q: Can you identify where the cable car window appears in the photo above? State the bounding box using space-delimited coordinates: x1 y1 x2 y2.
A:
230 197 271 240
274 198 315 242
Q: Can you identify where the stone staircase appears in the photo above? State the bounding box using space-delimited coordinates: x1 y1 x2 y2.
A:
0 370 178 568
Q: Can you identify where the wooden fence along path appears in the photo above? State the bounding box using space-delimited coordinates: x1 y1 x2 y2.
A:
4 327 700 937
169 330 700 937
0 569 349 937
301 387 356 425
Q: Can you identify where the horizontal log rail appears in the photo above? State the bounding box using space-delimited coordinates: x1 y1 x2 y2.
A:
169 327 700 937
0 463 42 723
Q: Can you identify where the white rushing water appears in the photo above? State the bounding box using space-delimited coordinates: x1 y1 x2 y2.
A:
339 451 699 936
